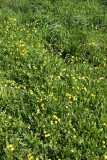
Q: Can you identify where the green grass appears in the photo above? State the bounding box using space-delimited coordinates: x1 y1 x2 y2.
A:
0 0 107 160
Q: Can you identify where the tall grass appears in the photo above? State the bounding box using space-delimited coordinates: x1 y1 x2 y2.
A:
0 0 107 160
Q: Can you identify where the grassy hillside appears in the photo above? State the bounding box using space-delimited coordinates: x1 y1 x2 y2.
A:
0 0 107 160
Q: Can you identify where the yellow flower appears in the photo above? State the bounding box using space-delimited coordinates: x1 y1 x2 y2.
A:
28 125 30 129
73 135 76 139
11 148 14 151
63 68 66 71
53 115 58 120
60 73 63 76
73 128 76 131
45 134 50 137
103 145 106 148
7 145 10 149
9 145 13 148
58 76 60 79
4 84 7 87
103 141 106 144
73 96 77 101
36 157 39 160
9 116 12 120
104 63 106 67
23 86 26 89
104 155 107 159
17 138 19 141
55 121 57 124
51 121 53 125
30 90 33 95
71 149 74 152
37 109 40 114
91 94 95 97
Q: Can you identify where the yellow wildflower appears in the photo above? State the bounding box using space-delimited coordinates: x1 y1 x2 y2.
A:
11 148 14 151
71 149 74 152
73 135 76 139
104 155 107 159
9 116 12 120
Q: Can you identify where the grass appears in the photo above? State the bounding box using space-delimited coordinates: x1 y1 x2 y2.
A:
0 0 107 160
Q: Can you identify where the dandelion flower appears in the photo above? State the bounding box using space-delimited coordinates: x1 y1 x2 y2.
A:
9 116 12 120
73 135 76 139
11 148 14 151
71 149 74 153
104 155 107 159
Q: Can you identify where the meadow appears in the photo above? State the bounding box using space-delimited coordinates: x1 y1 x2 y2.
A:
0 0 107 160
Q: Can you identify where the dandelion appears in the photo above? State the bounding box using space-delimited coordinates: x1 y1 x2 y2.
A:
7 145 10 149
91 94 95 97
45 134 50 137
51 121 53 125
53 115 58 120
71 149 74 152
103 141 106 144
63 68 66 71
37 109 40 114
30 90 33 95
4 84 7 87
9 116 12 119
55 121 57 124
23 86 26 90
36 158 39 160
73 135 76 139
104 155 107 159
60 73 63 76
65 106 68 109
11 148 14 151
104 63 106 67
29 156 33 160
58 76 60 79
73 128 76 131
73 96 77 101
28 125 30 129
103 145 106 148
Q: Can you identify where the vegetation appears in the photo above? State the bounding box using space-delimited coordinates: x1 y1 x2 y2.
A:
0 0 107 159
